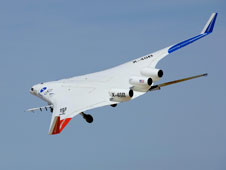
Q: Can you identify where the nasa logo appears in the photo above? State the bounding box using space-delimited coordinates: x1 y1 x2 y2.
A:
40 87 47 93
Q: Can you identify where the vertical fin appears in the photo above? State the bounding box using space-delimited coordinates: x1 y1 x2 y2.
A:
201 13 218 34
49 116 72 135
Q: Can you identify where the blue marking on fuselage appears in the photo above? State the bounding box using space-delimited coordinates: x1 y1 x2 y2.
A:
168 33 208 53
40 87 47 93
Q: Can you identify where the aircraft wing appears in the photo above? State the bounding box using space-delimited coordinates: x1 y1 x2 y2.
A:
65 13 217 86
48 83 115 135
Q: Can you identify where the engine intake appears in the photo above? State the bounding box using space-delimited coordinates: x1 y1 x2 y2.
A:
141 68 163 81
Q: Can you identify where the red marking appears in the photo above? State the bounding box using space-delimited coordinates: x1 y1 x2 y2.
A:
52 116 60 134
51 116 72 135
59 118 72 132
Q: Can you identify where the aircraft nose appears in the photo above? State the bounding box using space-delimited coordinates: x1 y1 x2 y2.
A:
30 87 34 93
30 86 37 95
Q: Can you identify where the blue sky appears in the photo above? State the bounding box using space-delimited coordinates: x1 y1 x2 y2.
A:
0 0 225 169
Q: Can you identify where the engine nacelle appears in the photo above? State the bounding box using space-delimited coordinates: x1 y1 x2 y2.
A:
109 89 133 102
140 68 163 81
129 76 152 87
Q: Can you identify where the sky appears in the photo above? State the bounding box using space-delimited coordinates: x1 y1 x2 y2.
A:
0 0 225 169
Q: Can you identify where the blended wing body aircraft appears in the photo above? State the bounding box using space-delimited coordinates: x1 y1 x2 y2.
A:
28 13 217 135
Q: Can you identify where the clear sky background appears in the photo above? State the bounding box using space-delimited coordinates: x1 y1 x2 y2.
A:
0 0 225 169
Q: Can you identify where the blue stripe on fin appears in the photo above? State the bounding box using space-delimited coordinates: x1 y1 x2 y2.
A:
204 13 218 34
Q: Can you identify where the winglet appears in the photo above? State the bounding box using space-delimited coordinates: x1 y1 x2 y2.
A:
201 13 218 34
48 116 72 135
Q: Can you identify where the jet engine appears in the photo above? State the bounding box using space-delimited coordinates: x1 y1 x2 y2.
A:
129 76 153 92
140 68 163 81
129 76 152 86
109 89 133 102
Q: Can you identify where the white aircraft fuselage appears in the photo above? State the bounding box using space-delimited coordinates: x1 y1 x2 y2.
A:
28 13 217 135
